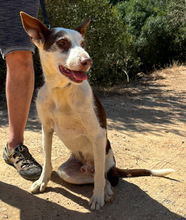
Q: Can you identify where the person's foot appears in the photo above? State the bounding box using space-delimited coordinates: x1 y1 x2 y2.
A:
3 143 42 180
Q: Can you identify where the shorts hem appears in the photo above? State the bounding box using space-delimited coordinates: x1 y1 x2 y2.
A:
2 46 35 59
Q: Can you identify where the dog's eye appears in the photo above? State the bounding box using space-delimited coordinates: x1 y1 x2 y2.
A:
56 39 71 51
57 39 66 47
80 41 85 48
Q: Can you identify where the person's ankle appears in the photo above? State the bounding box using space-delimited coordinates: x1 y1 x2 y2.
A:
7 141 23 151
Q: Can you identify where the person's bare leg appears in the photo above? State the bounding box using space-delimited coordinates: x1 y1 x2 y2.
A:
6 51 34 150
3 50 42 180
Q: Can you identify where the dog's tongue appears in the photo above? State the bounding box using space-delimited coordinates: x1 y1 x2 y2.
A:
71 70 87 81
59 65 87 82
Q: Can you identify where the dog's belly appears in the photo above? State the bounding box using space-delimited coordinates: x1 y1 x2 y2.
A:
54 119 94 163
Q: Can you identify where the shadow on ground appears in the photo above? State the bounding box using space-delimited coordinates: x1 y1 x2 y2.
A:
0 179 184 220
98 80 186 137
0 102 41 132
1 78 186 137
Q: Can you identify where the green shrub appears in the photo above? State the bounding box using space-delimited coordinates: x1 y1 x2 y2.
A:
117 0 186 71
0 0 141 92
42 0 140 85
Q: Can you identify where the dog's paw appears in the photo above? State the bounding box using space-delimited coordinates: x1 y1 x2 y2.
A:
104 180 114 203
30 178 48 193
89 193 105 210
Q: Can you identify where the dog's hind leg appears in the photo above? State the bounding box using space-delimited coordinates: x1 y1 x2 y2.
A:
57 155 94 185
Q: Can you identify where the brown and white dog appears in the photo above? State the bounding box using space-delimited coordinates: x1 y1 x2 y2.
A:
20 12 174 210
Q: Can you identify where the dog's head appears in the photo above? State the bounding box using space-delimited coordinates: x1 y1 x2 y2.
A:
20 12 92 85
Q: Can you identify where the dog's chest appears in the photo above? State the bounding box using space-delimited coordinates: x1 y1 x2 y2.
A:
45 100 93 156
52 104 84 138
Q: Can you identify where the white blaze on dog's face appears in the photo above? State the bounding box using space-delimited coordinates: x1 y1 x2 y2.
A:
42 28 92 84
20 12 92 85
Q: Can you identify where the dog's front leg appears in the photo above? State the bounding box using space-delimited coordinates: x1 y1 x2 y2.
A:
31 126 53 193
89 131 106 210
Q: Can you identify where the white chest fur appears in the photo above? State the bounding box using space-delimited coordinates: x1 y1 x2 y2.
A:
36 81 98 162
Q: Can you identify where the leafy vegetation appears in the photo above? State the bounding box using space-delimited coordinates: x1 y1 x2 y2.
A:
0 0 185 93
116 0 186 71
42 0 139 85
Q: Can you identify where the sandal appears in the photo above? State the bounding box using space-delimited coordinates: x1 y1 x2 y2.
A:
3 143 42 180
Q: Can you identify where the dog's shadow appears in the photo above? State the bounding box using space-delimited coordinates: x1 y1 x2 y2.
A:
49 171 183 219
0 176 183 220
0 180 91 220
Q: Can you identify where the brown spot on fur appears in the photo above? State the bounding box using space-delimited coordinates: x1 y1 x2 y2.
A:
107 167 152 187
93 94 114 155
115 167 151 177
106 139 111 154
56 38 71 52
93 93 107 129
43 29 66 51
107 167 119 187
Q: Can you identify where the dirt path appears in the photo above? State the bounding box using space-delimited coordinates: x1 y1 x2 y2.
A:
0 66 185 220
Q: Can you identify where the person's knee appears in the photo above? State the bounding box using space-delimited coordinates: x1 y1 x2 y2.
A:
6 51 34 79
6 50 33 62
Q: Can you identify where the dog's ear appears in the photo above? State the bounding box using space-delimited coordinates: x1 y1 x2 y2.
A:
75 19 91 38
20 11 49 45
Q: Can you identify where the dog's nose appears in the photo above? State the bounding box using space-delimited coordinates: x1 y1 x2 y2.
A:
80 57 93 67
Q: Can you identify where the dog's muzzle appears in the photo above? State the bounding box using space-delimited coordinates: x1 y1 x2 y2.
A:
59 65 88 83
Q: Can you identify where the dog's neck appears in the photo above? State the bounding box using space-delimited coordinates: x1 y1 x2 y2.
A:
40 61 71 90
63 82 71 88
44 75 72 91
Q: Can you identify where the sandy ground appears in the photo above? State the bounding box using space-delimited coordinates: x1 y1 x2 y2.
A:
0 66 185 220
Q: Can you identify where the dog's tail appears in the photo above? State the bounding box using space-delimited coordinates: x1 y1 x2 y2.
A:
116 167 174 177
107 167 174 187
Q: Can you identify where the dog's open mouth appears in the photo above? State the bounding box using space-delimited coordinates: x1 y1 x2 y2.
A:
59 65 87 83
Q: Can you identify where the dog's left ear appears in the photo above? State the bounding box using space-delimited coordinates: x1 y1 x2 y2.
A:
20 11 49 45
75 18 91 38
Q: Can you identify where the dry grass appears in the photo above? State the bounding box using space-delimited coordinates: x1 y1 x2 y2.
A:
151 64 186 80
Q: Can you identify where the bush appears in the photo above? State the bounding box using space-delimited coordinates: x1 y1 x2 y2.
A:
1 0 185 93
42 0 140 85
0 0 141 92
117 0 186 71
